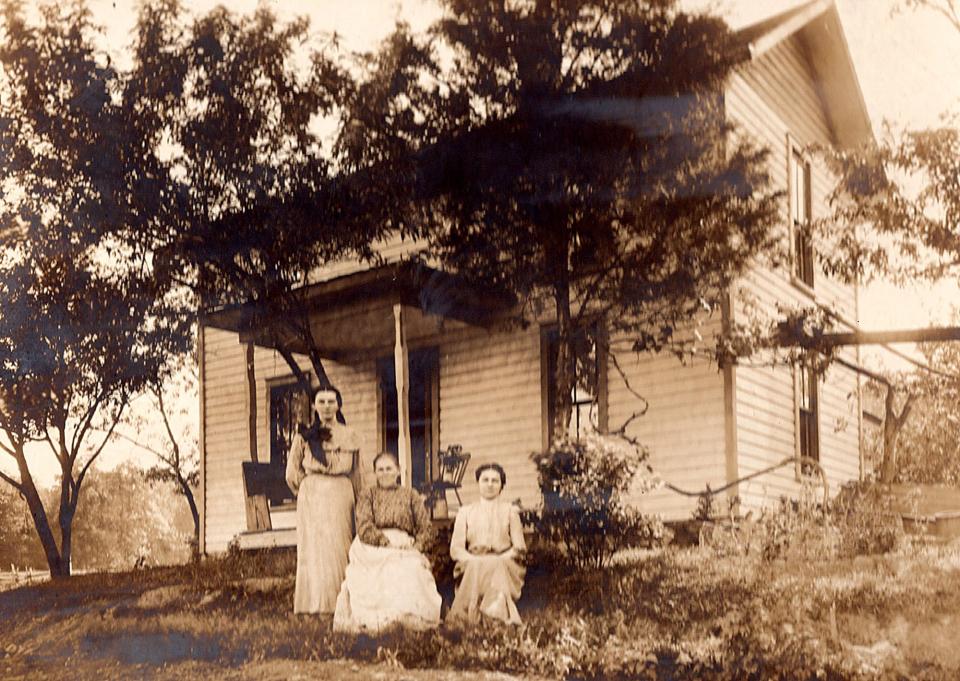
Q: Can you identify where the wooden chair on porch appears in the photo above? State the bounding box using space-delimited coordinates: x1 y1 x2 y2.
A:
423 445 471 518
241 461 294 532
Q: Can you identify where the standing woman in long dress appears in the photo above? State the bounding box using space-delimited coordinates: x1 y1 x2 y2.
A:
285 386 361 614
449 463 526 625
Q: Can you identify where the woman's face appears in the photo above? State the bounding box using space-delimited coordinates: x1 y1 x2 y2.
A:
477 468 503 500
375 456 400 489
313 390 339 424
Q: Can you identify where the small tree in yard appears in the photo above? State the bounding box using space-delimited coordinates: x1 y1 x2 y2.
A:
0 1 188 577
868 342 960 485
363 0 781 438
108 365 200 555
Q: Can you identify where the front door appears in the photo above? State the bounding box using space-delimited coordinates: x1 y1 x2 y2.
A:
377 348 439 490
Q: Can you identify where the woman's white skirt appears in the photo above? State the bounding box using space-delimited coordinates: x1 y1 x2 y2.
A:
294 474 354 614
333 529 442 632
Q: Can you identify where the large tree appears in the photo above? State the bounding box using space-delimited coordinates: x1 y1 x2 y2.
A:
124 1 410 393
0 0 187 577
356 0 781 437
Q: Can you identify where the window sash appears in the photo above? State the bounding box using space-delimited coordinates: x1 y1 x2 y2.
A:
543 323 605 443
790 149 814 288
797 363 820 463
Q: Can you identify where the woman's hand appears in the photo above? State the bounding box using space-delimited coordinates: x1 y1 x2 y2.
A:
468 544 496 556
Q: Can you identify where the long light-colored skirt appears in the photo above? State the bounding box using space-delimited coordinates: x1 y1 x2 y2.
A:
294 474 354 614
449 554 525 625
333 529 442 632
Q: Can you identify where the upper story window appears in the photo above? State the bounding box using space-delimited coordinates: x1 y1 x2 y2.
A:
542 322 607 445
789 145 814 289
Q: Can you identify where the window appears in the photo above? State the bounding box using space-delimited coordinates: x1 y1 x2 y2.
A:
269 380 310 472
377 348 439 490
542 322 607 445
789 146 814 289
796 360 820 467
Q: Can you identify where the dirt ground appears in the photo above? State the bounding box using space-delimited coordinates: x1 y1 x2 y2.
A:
0 658 536 681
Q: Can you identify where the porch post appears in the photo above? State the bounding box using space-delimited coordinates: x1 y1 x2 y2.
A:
393 304 412 486
245 341 259 463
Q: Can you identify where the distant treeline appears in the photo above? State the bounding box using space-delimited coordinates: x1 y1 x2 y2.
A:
0 464 193 572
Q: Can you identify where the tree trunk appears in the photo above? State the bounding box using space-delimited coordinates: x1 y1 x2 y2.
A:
274 343 314 394
308 350 333 391
879 387 914 484
179 476 201 557
57 494 75 578
12 447 65 577
552 273 575 443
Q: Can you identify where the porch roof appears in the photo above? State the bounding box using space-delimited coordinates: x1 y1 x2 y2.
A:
203 260 517 358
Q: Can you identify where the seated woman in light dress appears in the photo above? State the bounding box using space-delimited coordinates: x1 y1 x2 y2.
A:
448 463 526 625
333 452 442 632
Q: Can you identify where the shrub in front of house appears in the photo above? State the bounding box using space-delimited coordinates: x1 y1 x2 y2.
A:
699 479 908 562
529 433 664 570
829 480 907 557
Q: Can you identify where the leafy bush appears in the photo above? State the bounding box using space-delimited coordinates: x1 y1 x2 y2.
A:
530 434 663 569
830 481 905 557
702 480 907 563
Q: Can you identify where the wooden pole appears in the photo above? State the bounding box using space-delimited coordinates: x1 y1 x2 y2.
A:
393 304 412 487
817 326 960 348
245 342 259 463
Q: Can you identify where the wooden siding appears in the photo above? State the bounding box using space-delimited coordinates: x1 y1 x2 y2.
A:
201 318 544 553
437 324 543 510
607 322 728 521
202 327 250 553
310 233 427 283
726 35 861 513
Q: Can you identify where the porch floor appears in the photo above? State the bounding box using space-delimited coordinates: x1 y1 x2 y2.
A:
235 516 456 551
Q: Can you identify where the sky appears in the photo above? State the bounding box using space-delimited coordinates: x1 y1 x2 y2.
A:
5 0 960 486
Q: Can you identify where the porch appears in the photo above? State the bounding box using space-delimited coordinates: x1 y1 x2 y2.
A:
201 260 517 551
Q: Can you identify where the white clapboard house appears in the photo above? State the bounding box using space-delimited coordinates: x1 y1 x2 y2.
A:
198 0 872 554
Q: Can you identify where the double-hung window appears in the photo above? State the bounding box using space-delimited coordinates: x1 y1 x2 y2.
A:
542 322 607 445
269 379 310 471
796 359 820 468
789 144 814 289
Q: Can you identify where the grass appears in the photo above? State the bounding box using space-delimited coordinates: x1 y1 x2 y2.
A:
5 542 960 679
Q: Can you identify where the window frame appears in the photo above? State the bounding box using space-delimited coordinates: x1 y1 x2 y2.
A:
787 136 815 293
540 320 609 449
794 356 820 478
267 375 311 468
376 347 440 491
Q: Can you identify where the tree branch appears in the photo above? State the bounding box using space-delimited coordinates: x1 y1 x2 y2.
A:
43 431 62 463
75 396 129 496
69 390 106 464
99 426 170 462
0 430 17 457
153 387 182 467
0 468 23 493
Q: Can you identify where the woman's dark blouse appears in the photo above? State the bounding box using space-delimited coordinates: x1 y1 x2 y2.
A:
355 485 434 552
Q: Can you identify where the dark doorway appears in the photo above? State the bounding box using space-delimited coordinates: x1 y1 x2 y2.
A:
377 348 439 491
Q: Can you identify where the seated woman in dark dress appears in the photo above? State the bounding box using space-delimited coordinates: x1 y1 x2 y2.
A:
333 452 442 632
